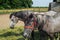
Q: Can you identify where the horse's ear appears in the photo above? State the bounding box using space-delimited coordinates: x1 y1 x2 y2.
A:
10 13 13 19
10 12 15 19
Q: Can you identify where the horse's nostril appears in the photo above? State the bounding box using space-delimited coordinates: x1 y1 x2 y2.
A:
23 33 27 36
10 27 14 29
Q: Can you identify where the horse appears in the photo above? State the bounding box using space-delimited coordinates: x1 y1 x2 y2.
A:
24 11 59 40
24 11 48 40
10 10 33 29
9 10 34 40
23 13 36 40
23 12 47 40
41 12 60 40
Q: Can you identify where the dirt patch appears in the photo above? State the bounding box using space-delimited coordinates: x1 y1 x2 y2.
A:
0 14 24 29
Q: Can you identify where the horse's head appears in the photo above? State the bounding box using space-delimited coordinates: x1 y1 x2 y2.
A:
10 14 18 29
9 11 33 29
23 12 50 38
23 12 47 32
23 14 35 38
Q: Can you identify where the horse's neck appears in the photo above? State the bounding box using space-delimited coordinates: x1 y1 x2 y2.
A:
53 12 60 18
34 15 41 27
44 15 60 27
50 13 60 23
46 12 60 23
53 16 60 24
36 15 42 24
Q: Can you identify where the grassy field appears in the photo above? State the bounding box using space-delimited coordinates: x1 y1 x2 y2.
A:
0 27 40 40
0 8 60 40
0 27 24 40
0 8 48 14
0 8 45 40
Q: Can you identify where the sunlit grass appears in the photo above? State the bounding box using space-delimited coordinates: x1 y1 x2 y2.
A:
0 26 40 40
0 8 60 40
0 26 25 40
0 26 60 40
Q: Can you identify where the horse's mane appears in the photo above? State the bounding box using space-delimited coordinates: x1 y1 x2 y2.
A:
53 12 60 18
45 11 60 19
10 12 17 19
10 13 14 19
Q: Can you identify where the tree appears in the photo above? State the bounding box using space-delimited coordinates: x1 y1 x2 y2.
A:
0 0 33 9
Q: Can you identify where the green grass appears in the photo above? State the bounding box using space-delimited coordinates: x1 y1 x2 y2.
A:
0 8 48 40
0 26 40 40
0 27 24 40
0 8 48 14
0 26 60 40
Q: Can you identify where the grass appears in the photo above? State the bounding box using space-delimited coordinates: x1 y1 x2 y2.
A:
0 8 48 14
0 26 40 40
0 26 60 40
0 7 48 40
0 8 60 40
0 26 24 40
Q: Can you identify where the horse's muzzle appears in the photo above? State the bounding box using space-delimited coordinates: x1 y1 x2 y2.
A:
10 27 14 29
23 33 31 38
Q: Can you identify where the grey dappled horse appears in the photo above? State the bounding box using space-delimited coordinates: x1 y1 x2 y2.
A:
9 10 35 40
10 10 33 29
41 12 60 40
24 11 60 40
23 13 35 40
24 11 49 40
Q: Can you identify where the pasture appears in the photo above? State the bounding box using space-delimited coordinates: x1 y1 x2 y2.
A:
0 8 60 40
0 8 48 14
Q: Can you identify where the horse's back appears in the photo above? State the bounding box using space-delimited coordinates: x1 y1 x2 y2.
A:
43 12 60 33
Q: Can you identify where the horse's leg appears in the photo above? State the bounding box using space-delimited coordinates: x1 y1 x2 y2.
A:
49 34 54 40
59 32 60 40
54 33 58 40
28 38 30 40
31 30 34 40
57 32 60 40
49 36 54 40
39 30 48 40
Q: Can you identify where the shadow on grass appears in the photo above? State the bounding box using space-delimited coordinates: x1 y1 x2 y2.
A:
17 31 40 40
34 31 49 40
0 31 23 37
34 31 40 40
17 38 25 40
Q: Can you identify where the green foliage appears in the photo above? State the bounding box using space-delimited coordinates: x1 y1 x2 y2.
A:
0 0 33 9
